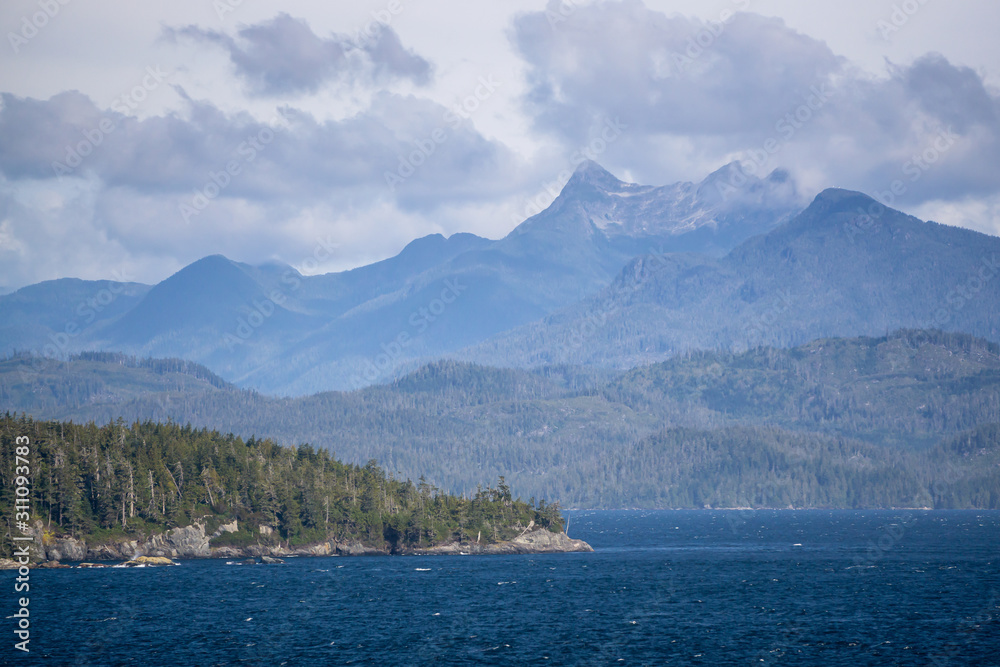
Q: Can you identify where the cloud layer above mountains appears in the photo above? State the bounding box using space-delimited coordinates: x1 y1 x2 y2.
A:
0 0 998 291
514 2 1000 204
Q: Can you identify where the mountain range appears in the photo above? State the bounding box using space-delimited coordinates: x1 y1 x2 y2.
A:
467 188 1000 368
1 161 997 399
1 161 802 395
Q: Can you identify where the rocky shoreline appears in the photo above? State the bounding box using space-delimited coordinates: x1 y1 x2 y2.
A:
6 520 592 566
405 526 593 555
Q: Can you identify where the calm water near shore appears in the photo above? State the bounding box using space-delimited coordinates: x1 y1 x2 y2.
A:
24 510 1000 665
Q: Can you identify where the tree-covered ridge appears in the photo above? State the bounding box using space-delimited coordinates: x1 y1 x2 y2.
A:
605 329 1000 447
1 330 998 507
0 415 563 558
568 424 1000 510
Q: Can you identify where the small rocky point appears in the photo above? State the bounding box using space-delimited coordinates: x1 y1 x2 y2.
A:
408 529 593 556
121 556 176 567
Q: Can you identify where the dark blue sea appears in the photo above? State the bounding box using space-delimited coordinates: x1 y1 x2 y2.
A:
17 510 1000 665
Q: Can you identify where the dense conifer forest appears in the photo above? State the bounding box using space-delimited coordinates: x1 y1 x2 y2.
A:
1 330 998 509
0 415 563 558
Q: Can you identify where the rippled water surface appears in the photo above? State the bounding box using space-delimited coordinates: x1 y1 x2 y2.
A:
29 510 1000 665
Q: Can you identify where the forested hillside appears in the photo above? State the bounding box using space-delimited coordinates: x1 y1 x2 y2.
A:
0 415 563 558
2 330 998 508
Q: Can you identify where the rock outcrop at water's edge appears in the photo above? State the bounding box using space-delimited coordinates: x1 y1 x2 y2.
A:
405 529 594 556
21 521 591 564
25 519 237 562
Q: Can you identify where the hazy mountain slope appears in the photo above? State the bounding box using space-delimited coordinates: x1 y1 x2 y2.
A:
601 330 1000 448
97 254 316 373
3 331 997 506
465 188 1000 368
0 162 802 395
259 162 800 393
295 231 492 318
0 278 150 355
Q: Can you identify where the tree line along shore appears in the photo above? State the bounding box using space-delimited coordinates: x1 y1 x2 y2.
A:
0 415 572 562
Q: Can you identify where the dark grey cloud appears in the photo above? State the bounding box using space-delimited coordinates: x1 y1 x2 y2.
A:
834 53 1000 204
0 84 529 291
165 13 431 96
0 91 104 180
512 1 1000 207
354 23 434 86
0 89 517 209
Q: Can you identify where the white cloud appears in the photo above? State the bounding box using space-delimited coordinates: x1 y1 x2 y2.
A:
0 1 999 291
910 195 1000 238
512 2 1000 212
0 84 543 288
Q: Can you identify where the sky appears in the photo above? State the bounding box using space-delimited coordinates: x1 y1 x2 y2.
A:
1 0 999 292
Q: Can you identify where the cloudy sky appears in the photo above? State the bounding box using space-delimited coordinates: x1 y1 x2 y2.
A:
2 0 999 292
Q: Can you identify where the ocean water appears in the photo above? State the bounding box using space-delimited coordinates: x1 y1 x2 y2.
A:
22 510 1000 665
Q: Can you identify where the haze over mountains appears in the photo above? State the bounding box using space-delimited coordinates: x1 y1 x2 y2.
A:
4 331 998 508
3 159 999 507
1 161 803 394
1 161 998 397
469 188 1000 368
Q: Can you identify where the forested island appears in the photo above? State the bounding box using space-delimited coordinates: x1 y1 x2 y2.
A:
0 415 588 563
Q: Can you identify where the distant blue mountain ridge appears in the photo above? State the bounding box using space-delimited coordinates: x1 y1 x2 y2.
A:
2 161 996 396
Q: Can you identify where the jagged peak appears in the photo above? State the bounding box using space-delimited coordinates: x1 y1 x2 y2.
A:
695 161 750 203
703 160 743 182
695 161 804 208
564 159 626 192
